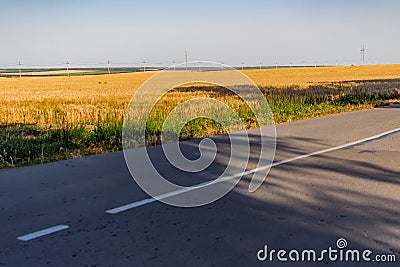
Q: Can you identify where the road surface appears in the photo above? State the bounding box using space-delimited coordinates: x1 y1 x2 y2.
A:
1 106 399 266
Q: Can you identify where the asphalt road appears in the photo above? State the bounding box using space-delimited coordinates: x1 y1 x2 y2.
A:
1 106 399 266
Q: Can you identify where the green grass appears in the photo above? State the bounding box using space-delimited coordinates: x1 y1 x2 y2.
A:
0 122 122 168
1 80 399 168
0 68 143 77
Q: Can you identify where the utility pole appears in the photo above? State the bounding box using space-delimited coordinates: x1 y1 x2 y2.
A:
66 60 70 77
107 60 111 74
142 60 146 72
172 60 176 71
275 62 278 69
18 61 22 78
185 50 188 71
259 61 262 70
241 62 244 70
360 45 365 65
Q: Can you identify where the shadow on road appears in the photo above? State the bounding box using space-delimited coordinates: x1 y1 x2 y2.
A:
121 133 400 266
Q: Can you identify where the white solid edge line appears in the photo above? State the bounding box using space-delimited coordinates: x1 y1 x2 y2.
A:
106 127 400 214
17 225 69 241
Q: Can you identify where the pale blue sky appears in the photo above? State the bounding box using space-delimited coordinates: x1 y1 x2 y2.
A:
1 0 399 67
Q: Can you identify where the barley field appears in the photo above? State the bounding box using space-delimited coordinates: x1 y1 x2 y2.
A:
1 64 399 168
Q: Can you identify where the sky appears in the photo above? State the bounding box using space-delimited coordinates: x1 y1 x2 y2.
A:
1 0 399 68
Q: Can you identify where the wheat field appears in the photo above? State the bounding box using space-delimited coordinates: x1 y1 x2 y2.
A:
1 64 399 126
0 65 400 125
243 64 400 87
1 64 399 167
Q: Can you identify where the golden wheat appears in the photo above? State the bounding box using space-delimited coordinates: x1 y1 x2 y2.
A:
1 65 399 126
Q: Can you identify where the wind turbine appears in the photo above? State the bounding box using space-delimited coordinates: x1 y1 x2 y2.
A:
360 45 365 65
